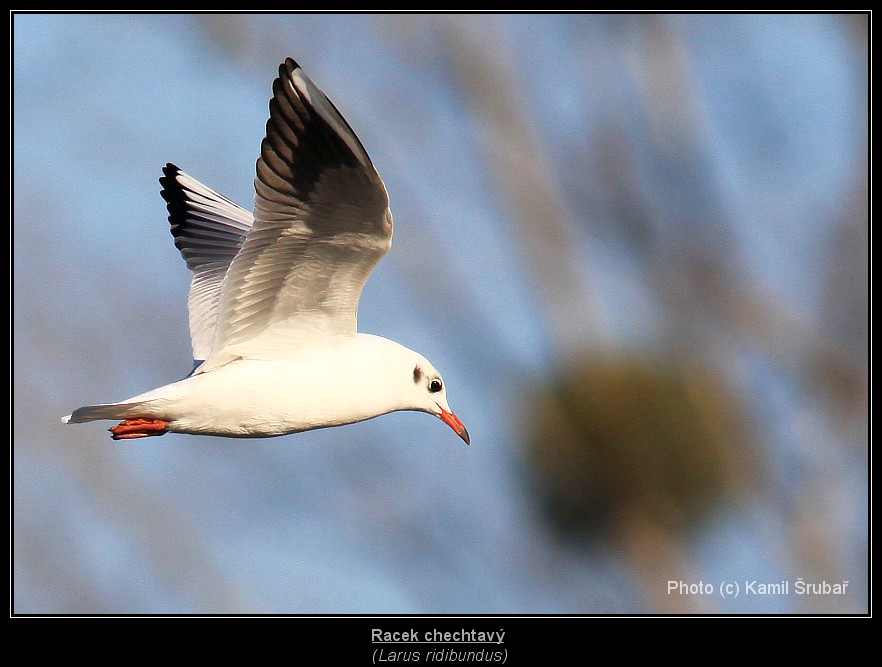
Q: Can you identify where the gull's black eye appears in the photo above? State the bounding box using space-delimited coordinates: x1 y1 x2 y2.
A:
428 378 443 393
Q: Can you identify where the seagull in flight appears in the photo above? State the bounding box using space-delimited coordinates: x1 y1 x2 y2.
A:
63 58 470 445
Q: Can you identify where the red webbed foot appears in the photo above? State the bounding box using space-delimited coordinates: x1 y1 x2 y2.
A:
109 418 170 440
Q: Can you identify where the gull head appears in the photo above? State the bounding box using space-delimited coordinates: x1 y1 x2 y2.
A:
408 359 470 445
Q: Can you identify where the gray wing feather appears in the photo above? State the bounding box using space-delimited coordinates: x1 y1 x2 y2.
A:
206 58 392 363
160 164 254 362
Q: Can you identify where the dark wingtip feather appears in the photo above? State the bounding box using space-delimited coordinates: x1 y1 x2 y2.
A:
159 163 180 191
159 164 191 238
157 165 253 273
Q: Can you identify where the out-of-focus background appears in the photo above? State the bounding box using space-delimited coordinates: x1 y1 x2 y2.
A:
13 13 867 614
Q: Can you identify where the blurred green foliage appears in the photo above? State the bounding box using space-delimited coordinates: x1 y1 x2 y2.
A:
527 352 752 537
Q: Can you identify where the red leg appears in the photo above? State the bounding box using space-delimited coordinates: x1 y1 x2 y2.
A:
109 418 170 440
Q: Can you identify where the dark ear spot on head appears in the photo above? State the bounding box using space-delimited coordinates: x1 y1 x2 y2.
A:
413 365 423 384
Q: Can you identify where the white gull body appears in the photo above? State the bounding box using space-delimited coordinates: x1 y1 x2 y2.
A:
63 58 469 444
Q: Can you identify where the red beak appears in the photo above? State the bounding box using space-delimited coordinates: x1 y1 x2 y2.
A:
439 408 470 445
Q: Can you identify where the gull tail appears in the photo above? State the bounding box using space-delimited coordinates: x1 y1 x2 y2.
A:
62 401 150 424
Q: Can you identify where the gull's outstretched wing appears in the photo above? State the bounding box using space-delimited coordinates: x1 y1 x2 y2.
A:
160 164 254 363
203 58 392 370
